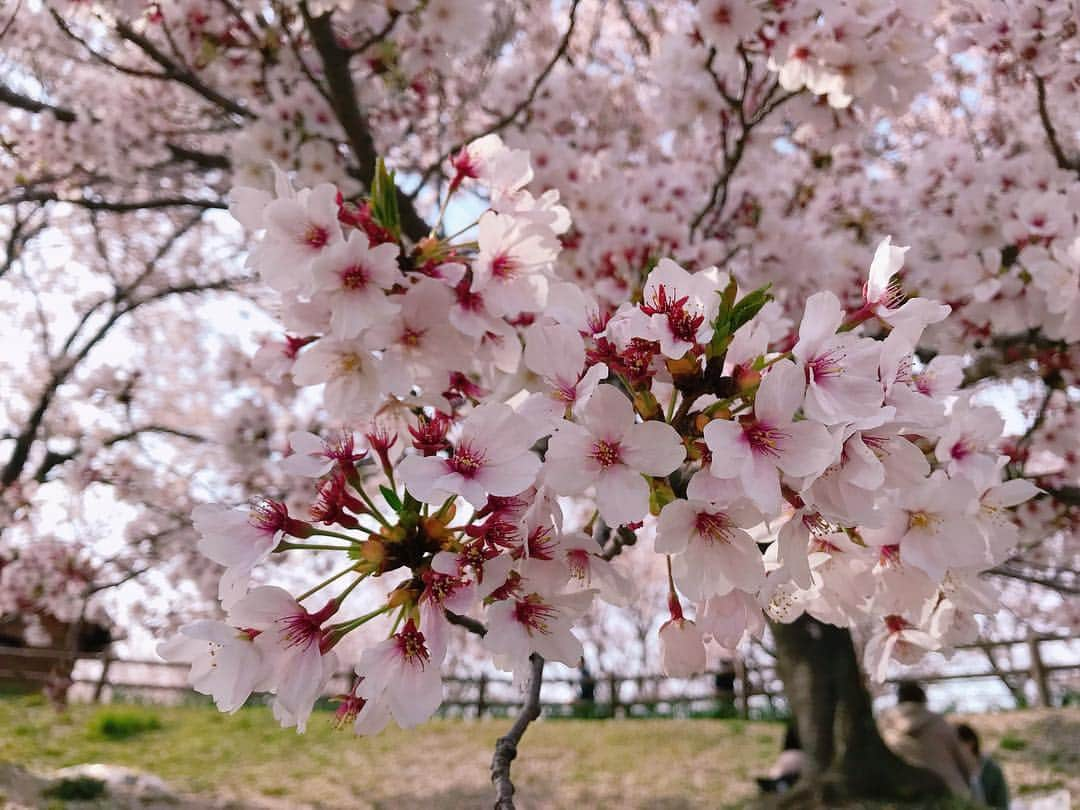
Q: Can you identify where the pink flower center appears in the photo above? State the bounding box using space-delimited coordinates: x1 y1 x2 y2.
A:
249 498 289 533
524 526 557 560
712 6 732 25
448 441 486 477
743 420 787 458
490 252 519 279
303 223 329 249
590 439 623 468
279 611 323 650
879 544 901 567
807 348 845 380
884 614 908 634
950 438 973 460
666 306 704 344
566 549 591 580
694 511 733 543
514 594 557 635
402 327 426 347
340 263 370 290
455 283 485 312
554 381 577 404
395 622 431 668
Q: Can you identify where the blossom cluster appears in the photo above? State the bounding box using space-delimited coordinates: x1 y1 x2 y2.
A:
159 135 1037 733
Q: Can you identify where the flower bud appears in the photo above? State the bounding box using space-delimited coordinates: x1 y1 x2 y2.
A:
659 617 707 677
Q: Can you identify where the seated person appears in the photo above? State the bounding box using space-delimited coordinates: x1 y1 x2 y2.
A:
956 722 1009 810
756 723 808 793
879 681 977 797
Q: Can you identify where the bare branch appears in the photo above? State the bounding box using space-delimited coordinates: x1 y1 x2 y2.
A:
301 4 430 242
446 609 488 636
987 565 1079 595
491 653 545 810
1035 74 1080 176
166 144 231 170
1 191 226 211
0 81 77 122
411 0 582 197
2 266 244 491
114 20 256 119
616 0 651 54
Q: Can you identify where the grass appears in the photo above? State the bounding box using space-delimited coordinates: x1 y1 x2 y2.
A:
86 707 162 741
0 696 1075 809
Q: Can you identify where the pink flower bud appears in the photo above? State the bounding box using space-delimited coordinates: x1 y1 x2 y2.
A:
659 617 707 677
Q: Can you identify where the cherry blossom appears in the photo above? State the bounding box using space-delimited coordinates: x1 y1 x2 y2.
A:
354 620 443 729
544 385 686 526
703 359 833 513
311 231 402 338
399 403 542 508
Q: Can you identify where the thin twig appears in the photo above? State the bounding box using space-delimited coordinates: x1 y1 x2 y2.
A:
1034 74 1079 176
491 653 545 810
410 0 582 197
446 609 487 636
114 20 255 119
0 191 226 211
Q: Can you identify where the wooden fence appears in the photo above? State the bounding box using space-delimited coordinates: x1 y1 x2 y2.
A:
1 633 1076 717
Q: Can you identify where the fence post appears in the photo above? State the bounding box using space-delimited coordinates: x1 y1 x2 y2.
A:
608 673 620 718
1027 633 1051 708
476 673 488 718
92 656 112 703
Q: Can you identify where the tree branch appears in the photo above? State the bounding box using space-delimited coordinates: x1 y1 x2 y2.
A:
0 81 77 122
300 4 429 243
114 20 256 119
491 653 545 810
1 191 226 211
987 565 1079 595
1035 74 1079 176
411 0 582 197
446 609 487 636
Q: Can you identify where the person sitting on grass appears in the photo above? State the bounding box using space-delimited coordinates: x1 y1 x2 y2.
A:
956 722 1010 810
879 681 978 797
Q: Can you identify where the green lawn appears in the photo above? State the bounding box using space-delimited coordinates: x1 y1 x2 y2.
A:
0 696 1075 809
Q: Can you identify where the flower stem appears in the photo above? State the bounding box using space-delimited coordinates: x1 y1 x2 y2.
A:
278 542 355 552
327 603 392 636
298 566 363 602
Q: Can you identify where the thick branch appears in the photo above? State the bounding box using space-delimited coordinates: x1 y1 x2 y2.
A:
490 653 545 810
301 5 429 242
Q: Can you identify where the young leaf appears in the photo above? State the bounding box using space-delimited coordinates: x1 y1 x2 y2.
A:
380 485 403 512
370 157 402 240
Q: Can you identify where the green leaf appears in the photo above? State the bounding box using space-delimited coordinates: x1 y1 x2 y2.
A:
729 283 773 334
708 281 772 362
370 157 401 240
379 485 402 512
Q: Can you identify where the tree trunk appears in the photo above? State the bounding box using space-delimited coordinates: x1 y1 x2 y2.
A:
769 616 948 805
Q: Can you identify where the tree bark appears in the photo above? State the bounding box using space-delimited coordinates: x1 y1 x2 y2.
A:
769 616 948 806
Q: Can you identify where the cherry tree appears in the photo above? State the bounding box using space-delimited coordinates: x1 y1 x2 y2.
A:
4 1 1079 807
